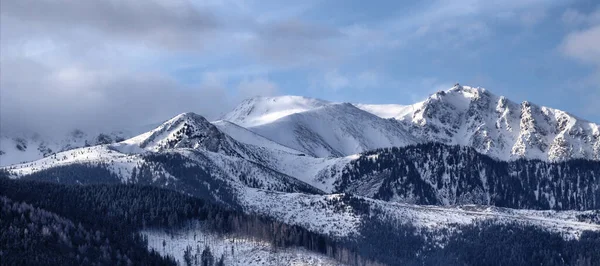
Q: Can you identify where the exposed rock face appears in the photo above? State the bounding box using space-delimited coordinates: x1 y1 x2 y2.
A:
392 85 600 162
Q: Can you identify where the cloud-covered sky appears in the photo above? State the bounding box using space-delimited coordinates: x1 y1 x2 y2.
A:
1 0 599 135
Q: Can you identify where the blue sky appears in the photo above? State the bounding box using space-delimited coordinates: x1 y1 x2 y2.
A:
1 0 599 133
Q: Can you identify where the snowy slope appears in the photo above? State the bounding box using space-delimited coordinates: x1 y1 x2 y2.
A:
144 194 600 265
6 145 324 195
250 149 353 193
144 224 347 266
352 103 413 119
114 112 248 157
359 197 600 240
2 113 325 200
241 102 418 157
238 190 600 240
182 149 323 194
1 145 146 181
212 120 303 154
210 119 349 191
112 112 347 192
0 130 132 167
222 96 330 128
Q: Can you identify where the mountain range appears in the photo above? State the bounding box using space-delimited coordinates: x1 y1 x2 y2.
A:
3 84 599 167
225 85 600 161
2 84 600 265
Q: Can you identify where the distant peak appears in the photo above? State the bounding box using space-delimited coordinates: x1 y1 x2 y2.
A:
114 110 239 154
166 112 209 125
422 85 494 104
171 111 204 120
222 95 331 127
446 85 487 94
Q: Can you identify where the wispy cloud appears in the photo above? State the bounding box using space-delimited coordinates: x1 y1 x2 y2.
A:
560 6 600 121
0 58 231 135
562 25 600 65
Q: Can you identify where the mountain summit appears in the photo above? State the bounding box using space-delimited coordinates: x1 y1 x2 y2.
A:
220 85 600 161
221 95 330 128
385 85 600 161
115 112 245 157
224 97 418 157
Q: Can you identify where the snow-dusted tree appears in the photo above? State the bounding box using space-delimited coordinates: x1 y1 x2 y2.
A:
201 246 214 266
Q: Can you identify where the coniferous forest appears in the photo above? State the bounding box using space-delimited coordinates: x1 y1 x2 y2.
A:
2 171 600 266
336 143 600 210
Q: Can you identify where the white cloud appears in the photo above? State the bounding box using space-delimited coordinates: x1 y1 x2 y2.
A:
0 0 328 135
407 77 453 102
312 69 391 92
341 24 403 51
237 77 279 99
0 58 232 136
355 71 382 89
323 69 350 91
562 25 600 65
560 7 600 122
561 8 600 26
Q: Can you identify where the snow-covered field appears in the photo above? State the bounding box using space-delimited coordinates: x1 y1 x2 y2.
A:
364 199 600 240
239 189 600 241
142 195 600 266
240 191 361 238
144 223 346 266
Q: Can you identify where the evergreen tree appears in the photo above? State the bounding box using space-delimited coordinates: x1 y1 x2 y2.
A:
201 246 215 266
183 245 193 266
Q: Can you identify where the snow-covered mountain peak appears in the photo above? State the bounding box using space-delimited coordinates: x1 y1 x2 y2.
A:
445 84 487 95
390 85 600 161
422 85 492 113
221 95 330 127
168 111 208 124
243 100 418 157
115 112 242 156
4 86 599 167
217 88 600 161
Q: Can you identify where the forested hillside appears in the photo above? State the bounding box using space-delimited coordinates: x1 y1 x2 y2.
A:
0 176 361 265
335 143 600 210
0 196 173 266
2 173 600 265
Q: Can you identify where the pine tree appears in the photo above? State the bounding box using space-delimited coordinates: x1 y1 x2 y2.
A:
201 246 214 266
183 245 193 266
